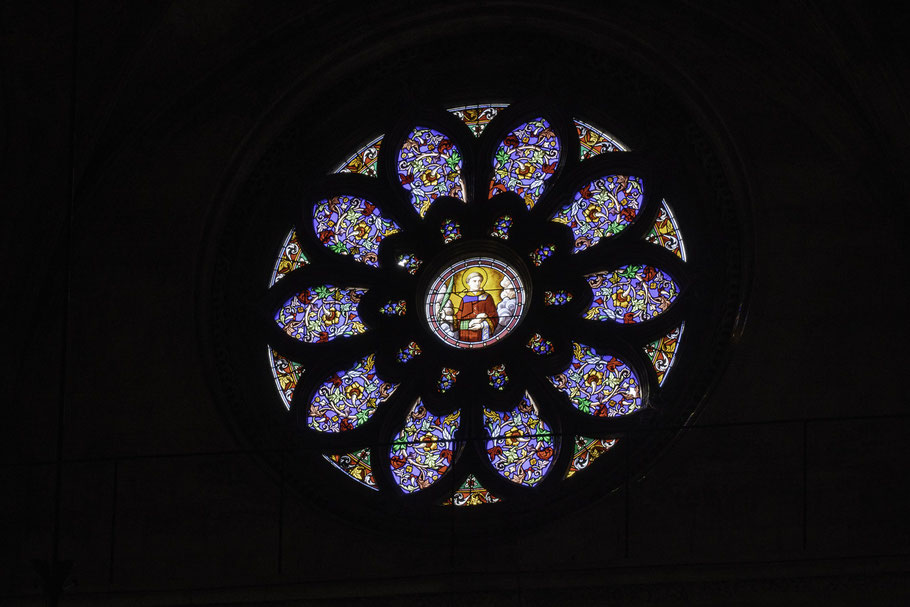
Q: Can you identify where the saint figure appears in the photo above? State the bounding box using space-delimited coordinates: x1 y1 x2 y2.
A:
454 271 498 342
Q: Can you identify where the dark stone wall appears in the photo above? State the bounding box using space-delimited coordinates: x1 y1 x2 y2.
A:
2 2 908 605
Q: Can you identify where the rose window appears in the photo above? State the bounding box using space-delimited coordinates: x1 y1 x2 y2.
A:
265 103 692 507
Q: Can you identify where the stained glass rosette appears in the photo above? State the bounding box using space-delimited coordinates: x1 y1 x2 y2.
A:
262 103 696 506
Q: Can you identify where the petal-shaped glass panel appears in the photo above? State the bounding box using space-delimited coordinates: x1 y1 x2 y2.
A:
313 195 399 267
448 103 508 137
484 392 555 486
397 127 466 217
275 285 367 343
268 347 304 410
645 199 687 260
551 175 644 252
489 117 560 209
324 448 378 490
334 135 383 176
548 343 642 417
644 322 685 386
441 474 501 506
270 228 309 286
584 265 679 324
308 354 397 433
575 119 627 159
566 436 618 478
389 401 460 493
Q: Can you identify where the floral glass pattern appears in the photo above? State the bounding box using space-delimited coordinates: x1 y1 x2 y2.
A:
396 253 423 275
390 401 460 493
397 126 466 216
566 437 618 478
308 354 397 433
644 323 685 385
336 135 382 176
440 218 462 244
442 474 501 506
275 286 367 343
437 367 459 393
380 299 407 316
449 103 508 136
324 449 378 490
543 290 573 306
551 175 644 253
575 119 627 159
270 229 309 286
529 244 556 266
490 118 560 209
487 364 509 390
314 195 399 267
527 333 555 356
268 348 303 410
585 265 679 324
484 393 555 486
645 199 687 260
397 341 422 364
263 102 695 507
490 214 513 239
548 343 642 418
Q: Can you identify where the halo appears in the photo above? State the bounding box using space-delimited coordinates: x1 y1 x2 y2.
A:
461 267 489 290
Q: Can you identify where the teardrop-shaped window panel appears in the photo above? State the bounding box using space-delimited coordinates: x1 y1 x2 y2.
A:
275 285 367 343
389 401 461 493
548 343 642 417
308 354 397 433
313 195 399 267
489 118 560 209
584 265 679 324
551 175 644 252
397 127 466 217
484 392 555 486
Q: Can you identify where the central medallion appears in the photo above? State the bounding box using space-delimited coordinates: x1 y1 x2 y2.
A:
425 256 526 349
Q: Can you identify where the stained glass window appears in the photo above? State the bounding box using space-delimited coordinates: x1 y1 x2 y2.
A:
584 265 679 324
261 102 702 510
551 175 644 253
390 401 460 493
548 343 642 418
313 195 399 267
484 393 554 486
275 286 367 343
489 118 560 209
308 354 397 433
397 127 466 216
